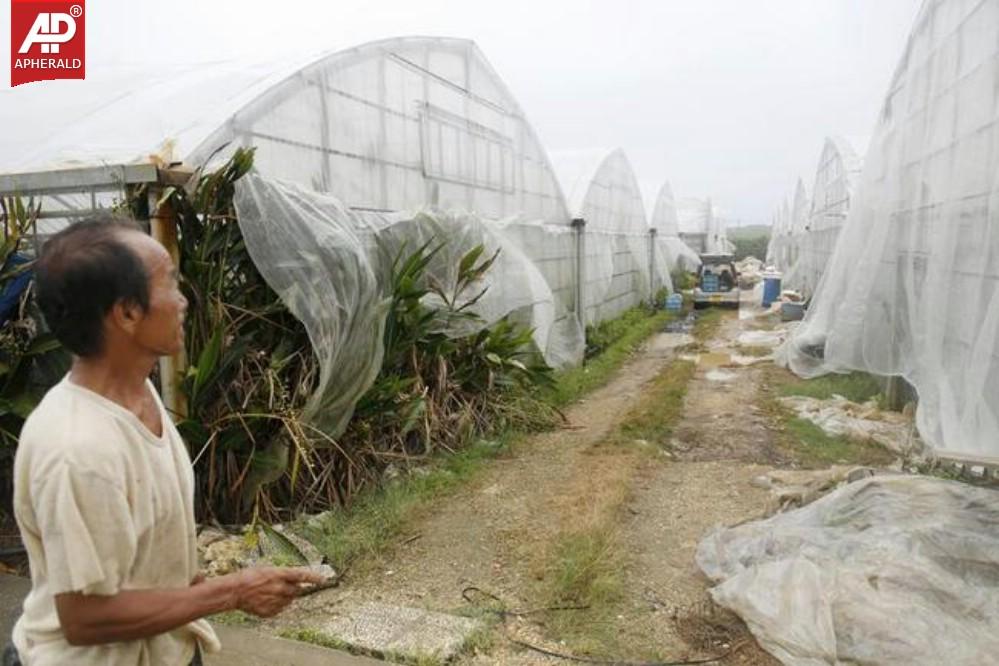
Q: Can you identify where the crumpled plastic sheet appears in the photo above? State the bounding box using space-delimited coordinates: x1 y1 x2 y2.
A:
697 475 999 666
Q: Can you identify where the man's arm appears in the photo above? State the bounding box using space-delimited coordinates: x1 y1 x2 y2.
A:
55 567 322 646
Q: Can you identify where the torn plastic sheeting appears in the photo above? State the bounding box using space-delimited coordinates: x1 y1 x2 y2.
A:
234 172 386 438
234 173 585 436
697 475 999 666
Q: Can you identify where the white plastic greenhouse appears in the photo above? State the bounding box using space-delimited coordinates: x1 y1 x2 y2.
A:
767 137 863 296
650 182 702 273
0 36 696 433
677 197 732 256
551 148 673 324
782 0 999 462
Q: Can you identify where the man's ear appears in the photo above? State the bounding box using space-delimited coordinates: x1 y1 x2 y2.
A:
109 299 144 336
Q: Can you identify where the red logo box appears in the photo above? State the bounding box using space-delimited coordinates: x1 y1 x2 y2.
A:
10 0 85 87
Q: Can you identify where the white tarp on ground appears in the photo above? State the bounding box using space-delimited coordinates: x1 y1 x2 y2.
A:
781 0 999 460
697 475 999 666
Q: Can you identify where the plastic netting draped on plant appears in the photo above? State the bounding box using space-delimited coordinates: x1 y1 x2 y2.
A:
136 149 558 523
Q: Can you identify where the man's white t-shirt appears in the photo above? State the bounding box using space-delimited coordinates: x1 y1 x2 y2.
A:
11 377 220 665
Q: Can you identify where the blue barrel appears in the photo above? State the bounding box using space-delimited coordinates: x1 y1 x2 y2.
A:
762 272 782 308
665 293 684 312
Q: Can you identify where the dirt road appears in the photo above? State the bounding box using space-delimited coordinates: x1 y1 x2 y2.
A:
271 303 796 664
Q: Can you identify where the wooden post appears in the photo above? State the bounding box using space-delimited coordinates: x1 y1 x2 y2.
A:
147 185 188 420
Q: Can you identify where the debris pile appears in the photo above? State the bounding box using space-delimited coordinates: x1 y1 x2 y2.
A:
778 394 919 454
750 465 878 513
198 525 337 581
735 256 764 288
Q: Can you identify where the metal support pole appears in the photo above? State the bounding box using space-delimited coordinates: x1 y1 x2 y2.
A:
649 228 658 305
884 375 916 412
147 186 188 420
571 217 586 329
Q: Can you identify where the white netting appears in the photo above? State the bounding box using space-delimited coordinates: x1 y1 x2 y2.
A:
234 173 584 434
781 0 999 459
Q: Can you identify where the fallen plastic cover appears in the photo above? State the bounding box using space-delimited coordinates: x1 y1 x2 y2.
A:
234 173 585 436
697 475 999 666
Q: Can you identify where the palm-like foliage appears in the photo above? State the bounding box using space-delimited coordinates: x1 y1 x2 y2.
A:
0 197 70 514
125 150 555 523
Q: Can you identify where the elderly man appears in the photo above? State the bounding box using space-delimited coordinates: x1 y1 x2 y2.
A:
8 216 320 665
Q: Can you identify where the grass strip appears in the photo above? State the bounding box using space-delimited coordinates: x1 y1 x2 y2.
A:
776 370 884 404
615 359 697 448
758 366 896 468
548 308 674 408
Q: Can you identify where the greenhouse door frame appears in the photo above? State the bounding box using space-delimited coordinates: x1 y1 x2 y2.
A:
0 163 194 420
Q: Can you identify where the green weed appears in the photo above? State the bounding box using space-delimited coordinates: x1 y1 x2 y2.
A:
616 360 697 448
776 371 883 404
549 309 674 408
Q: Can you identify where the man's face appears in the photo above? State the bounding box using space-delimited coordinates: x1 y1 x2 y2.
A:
121 232 188 357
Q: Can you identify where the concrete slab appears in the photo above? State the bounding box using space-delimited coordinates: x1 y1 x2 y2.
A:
207 625 386 666
319 602 483 662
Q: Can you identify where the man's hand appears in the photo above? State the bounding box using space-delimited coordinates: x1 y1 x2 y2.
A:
232 567 324 618
55 567 325 646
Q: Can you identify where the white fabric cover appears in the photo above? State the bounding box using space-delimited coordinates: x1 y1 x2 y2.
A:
781 0 999 460
677 197 730 256
234 173 586 435
698 475 999 666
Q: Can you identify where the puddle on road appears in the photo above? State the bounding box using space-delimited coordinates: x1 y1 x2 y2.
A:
706 369 738 382
736 330 784 348
652 332 695 351
730 353 771 366
665 312 696 334
699 352 732 368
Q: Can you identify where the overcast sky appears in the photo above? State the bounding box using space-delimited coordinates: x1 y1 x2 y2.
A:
1 0 920 226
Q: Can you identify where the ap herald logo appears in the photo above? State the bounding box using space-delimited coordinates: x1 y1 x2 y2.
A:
10 0 85 87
